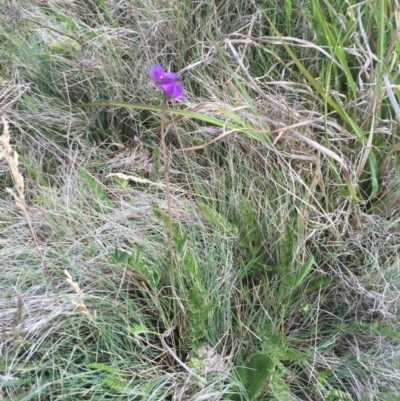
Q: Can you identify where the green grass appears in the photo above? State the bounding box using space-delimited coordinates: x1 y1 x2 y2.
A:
1 0 400 400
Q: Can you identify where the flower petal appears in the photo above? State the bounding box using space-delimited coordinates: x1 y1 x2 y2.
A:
160 72 178 82
159 81 184 99
150 64 163 82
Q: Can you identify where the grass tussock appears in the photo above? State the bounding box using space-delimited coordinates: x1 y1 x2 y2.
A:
1 1 400 400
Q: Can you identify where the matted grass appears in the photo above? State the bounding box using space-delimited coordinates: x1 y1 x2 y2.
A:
1 1 400 400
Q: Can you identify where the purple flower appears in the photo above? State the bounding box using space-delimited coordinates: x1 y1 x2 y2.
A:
150 64 184 100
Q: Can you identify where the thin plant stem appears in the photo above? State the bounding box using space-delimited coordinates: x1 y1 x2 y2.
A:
160 96 176 316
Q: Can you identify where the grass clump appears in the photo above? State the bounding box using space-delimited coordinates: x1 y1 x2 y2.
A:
1 1 400 400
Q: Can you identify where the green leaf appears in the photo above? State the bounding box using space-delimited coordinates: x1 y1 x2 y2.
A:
97 0 113 23
235 354 273 400
288 256 314 290
130 324 149 335
102 376 130 391
279 224 295 270
127 250 161 287
284 0 292 36
317 369 333 382
370 325 400 340
110 248 129 264
199 203 238 235
270 371 291 401
74 101 264 142
88 363 118 375
326 388 352 400
311 0 356 100
79 168 108 202
149 268 161 287
0 378 33 387
279 346 309 362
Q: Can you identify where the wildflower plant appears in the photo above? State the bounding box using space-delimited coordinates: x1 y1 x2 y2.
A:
149 64 184 317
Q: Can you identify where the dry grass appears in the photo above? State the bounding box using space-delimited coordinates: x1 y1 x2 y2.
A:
0 1 400 400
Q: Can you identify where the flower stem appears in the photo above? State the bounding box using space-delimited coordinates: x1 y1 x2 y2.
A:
160 97 176 315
